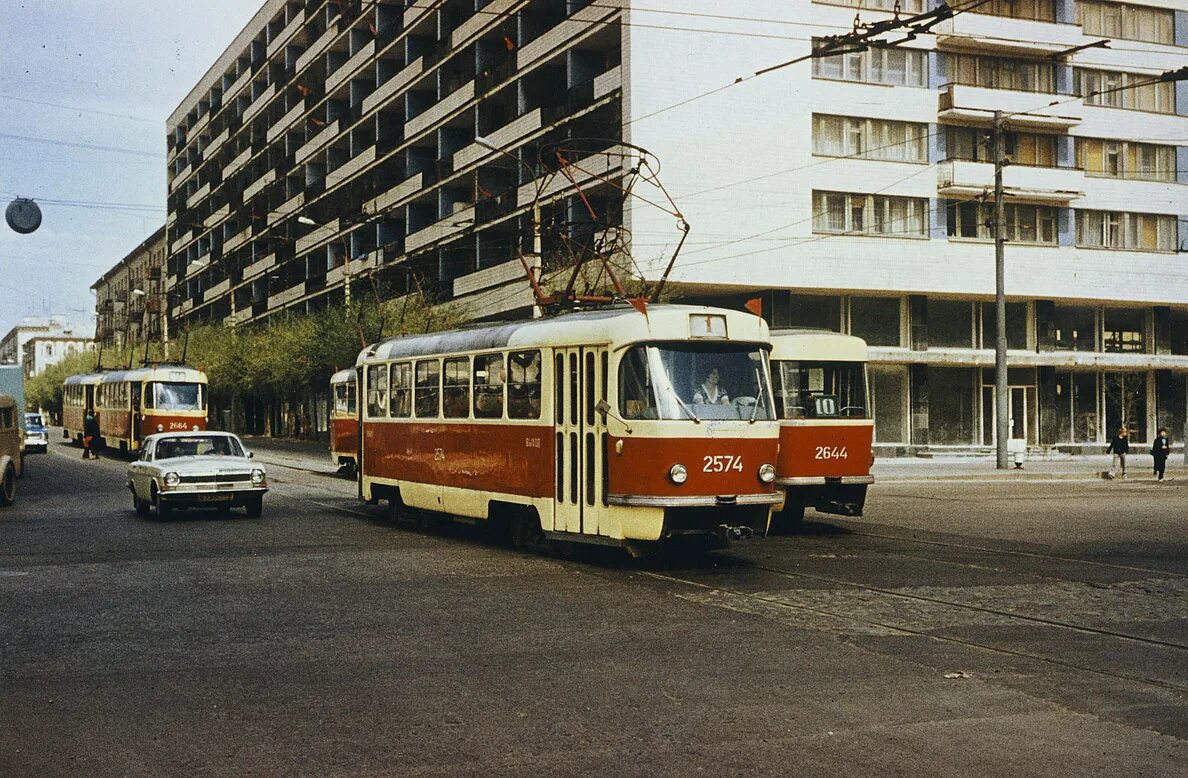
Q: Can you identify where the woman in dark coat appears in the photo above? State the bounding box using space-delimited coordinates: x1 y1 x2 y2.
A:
83 411 100 460
1151 428 1171 481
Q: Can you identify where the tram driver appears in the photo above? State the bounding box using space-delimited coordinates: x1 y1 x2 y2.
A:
692 367 731 406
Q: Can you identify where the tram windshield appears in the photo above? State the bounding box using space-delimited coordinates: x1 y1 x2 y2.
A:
146 382 205 411
771 360 868 419
620 343 773 421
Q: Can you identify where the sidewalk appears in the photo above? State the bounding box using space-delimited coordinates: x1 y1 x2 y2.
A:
873 453 1187 482
240 435 337 474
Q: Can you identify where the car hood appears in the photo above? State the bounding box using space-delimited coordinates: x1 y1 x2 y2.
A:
146 455 258 473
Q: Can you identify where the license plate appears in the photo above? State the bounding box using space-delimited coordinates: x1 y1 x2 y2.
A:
198 494 233 503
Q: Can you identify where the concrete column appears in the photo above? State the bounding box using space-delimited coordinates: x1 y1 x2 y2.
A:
909 295 928 351
910 364 929 447
1155 306 1172 355
1038 366 1058 446
1035 300 1056 352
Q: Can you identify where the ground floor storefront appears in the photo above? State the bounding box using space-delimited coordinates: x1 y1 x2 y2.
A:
870 363 1186 454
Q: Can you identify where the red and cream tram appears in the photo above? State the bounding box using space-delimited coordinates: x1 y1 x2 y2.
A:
64 366 208 452
767 329 874 532
356 305 781 552
329 368 358 473
62 372 103 442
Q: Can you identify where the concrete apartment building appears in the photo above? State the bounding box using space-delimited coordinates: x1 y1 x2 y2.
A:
92 227 169 354
167 0 1188 453
0 316 93 377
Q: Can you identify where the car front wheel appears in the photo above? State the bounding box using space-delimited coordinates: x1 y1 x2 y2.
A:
0 463 15 507
244 495 263 518
153 485 172 519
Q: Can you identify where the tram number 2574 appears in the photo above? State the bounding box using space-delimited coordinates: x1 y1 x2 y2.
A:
815 446 848 460
703 455 744 473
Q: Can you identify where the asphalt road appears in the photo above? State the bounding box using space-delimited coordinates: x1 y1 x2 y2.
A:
2 440 1186 776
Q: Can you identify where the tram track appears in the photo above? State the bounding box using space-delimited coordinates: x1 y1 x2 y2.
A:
829 524 1188 580
644 560 1188 695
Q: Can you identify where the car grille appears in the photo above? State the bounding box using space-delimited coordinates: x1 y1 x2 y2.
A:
178 473 252 484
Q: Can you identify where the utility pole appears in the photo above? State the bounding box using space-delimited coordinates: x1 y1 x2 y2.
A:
993 110 1009 469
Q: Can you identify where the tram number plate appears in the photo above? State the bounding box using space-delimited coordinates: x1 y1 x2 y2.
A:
703 455 743 473
166 422 190 431
815 446 848 460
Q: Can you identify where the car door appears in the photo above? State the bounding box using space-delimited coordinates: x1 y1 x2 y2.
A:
132 441 154 499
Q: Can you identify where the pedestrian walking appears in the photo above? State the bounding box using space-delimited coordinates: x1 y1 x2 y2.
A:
1105 426 1130 479
1151 427 1171 481
82 410 100 460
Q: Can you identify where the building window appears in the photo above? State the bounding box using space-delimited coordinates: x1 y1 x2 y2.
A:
812 39 927 87
950 54 1056 93
813 191 928 237
1053 305 1096 351
1076 69 1176 113
974 0 1056 22
1102 308 1146 353
1077 138 1176 182
979 302 1030 350
870 364 908 443
930 299 976 348
946 201 1057 244
813 115 928 162
849 296 902 347
1075 210 1177 251
947 127 1057 167
814 0 925 12
1079 1 1174 45
929 366 977 444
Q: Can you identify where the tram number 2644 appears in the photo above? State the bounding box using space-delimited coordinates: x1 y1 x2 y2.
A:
703 455 744 473
815 446 848 460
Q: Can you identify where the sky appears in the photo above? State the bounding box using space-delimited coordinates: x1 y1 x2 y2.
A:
0 0 261 338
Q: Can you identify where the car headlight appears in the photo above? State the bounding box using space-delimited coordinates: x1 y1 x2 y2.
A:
758 463 776 483
163 472 180 487
668 463 688 485
250 468 266 485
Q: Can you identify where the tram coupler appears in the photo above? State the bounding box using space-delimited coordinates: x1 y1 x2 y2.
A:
718 524 755 543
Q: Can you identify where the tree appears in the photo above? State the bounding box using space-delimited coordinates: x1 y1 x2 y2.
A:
25 349 99 417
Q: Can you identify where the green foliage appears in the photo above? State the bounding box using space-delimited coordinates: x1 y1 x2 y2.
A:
26 349 99 415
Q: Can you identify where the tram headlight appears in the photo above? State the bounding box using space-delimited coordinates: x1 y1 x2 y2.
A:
156 424 164 432
250 468 266 486
163 472 180 488
668 463 688 485
758 463 776 484
192 424 200 431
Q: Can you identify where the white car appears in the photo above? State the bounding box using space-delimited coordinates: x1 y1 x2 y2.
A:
127 431 267 519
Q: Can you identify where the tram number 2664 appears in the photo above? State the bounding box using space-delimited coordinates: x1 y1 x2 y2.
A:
815 446 848 460
703 455 744 473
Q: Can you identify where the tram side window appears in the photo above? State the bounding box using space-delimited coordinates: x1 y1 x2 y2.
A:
367 365 389 418
474 353 505 419
508 350 542 419
389 363 412 418
443 357 471 419
333 383 352 414
415 360 441 418
620 347 655 420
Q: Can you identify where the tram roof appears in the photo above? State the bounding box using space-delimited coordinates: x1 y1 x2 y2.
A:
64 366 207 386
359 305 771 365
331 368 355 384
768 329 869 362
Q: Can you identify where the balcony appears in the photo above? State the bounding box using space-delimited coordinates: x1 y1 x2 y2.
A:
453 108 542 169
325 145 377 190
296 218 341 254
267 99 307 143
325 40 375 94
186 182 212 209
268 281 306 310
224 225 253 253
269 192 305 227
938 84 1081 131
405 81 475 138
937 160 1084 204
224 146 253 178
266 9 305 58
405 205 475 253
452 0 517 47
296 120 340 164
242 252 277 281
207 127 230 157
295 19 341 74
242 169 276 203
224 69 253 105
517 3 620 72
364 172 424 215
203 204 231 228
242 83 277 123
933 13 1083 58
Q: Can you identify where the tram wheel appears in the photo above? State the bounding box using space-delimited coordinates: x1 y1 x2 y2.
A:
0 463 16 507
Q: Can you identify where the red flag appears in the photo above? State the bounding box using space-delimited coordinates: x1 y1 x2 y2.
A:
628 297 649 319
295 83 312 97
502 36 517 51
310 117 326 127
744 297 763 317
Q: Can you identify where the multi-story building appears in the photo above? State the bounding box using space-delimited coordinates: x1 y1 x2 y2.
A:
0 316 91 375
92 227 169 354
21 336 94 378
168 0 1188 452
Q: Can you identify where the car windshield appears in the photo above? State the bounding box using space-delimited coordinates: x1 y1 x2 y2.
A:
154 435 243 460
151 382 204 411
26 414 44 427
619 343 773 421
771 360 869 419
